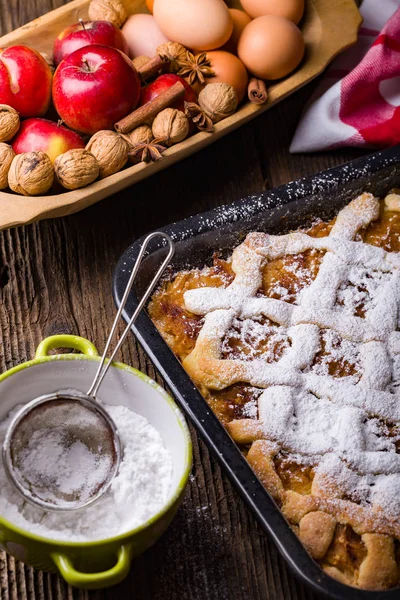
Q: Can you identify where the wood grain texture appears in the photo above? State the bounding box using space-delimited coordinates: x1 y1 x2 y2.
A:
0 0 362 230
0 1 366 598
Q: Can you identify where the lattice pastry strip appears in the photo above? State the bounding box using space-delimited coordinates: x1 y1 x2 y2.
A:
179 193 400 588
246 444 400 589
228 386 400 529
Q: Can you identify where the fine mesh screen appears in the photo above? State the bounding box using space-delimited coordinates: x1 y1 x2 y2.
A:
8 398 118 509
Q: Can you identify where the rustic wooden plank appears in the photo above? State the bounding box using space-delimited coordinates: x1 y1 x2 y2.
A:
0 1 367 599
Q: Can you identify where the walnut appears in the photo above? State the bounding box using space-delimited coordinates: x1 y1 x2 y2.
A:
198 83 238 123
54 149 99 190
157 42 187 63
121 125 153 147
40 52 55 74
152 108 189 146
86 130 129 178
132 56 150 70
88 0 127 28
0 143 15 189
8 151 54 196
156 42 187 73
0 105 20 142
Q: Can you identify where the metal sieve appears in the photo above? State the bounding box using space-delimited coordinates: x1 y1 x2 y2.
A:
2 232 174 511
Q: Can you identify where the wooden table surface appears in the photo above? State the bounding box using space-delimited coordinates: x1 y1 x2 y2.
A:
0 1 368 598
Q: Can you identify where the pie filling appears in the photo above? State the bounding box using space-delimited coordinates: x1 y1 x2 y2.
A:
149 192 400 590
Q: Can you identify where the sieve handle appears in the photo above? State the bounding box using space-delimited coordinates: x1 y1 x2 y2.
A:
51 545 131 589
87 232 174 398
35 335 99 359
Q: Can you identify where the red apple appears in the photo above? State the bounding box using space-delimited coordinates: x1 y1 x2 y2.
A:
53 20 129 66
140 74 197 113
52 45 141 135
12 118 85 162
0 45 52 117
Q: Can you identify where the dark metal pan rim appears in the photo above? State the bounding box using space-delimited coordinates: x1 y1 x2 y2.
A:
113 145 400 600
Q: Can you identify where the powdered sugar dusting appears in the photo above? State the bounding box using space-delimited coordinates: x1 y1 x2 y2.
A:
309 329 361 378
221 316 290 363
336 267 392 318
0 405 173 541
182 193 400 522
18 430 113 503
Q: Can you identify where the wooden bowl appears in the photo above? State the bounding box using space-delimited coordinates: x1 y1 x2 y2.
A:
0 0 362 230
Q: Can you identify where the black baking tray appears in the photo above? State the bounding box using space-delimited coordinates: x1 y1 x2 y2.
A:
113 146 400 600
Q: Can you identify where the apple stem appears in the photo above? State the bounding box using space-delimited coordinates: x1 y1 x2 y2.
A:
79 18 87 32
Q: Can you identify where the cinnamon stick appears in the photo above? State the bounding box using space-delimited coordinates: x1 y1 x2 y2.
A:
115 82 186 134
137 54 170 82
248 78 268 105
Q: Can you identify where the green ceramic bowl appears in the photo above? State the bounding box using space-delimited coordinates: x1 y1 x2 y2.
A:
0 335 192 590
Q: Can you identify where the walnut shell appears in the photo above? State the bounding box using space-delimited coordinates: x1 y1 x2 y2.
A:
132 56 150 70
0 143 15 189
152 108 189 146
88 0 127 27
0 105 20 142
156 42 187 73
55 149 99 190
86 130 129 179
198 83 238 123
121 125 153 147
8 151 54 196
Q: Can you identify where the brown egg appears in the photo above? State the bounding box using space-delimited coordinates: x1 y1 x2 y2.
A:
240 0 304 24
153 0 233 51
223 9 252 55
146 0 154 13
122 14 169 58
189 50 249 103
238 16 304 80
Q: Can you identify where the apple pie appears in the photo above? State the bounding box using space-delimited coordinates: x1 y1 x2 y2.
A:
149 192 400 590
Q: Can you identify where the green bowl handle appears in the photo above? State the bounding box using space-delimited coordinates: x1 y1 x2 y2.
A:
35 335 99 359
51 545 131 589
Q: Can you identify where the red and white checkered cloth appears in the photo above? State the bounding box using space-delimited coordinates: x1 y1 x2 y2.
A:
290 0 400 153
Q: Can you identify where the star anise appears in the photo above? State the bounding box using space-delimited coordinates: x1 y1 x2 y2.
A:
184 102 214 133
178 51 215 85
128 138 168 164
